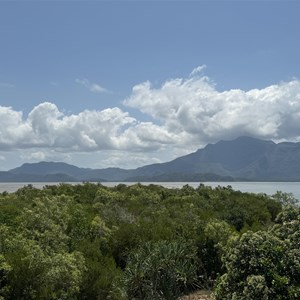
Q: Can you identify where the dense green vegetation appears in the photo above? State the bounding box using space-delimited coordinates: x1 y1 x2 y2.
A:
0 183 298 299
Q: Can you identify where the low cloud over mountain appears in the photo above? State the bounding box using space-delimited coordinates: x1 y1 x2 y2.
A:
1 69 300 169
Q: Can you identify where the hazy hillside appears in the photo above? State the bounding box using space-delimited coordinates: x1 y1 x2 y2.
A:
4 136 300 182
130 136 300 181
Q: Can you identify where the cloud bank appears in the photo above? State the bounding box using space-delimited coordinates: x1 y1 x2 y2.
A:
124 71 300 146
0 102 173 153
1 68 300 167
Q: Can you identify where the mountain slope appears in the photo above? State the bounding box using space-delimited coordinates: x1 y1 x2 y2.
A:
10 162 130 181
5 136 300 182
0 170 77 182
10 161 90 178
126 136 300 181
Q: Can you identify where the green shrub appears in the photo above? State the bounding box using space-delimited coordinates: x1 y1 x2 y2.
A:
124 240 200 300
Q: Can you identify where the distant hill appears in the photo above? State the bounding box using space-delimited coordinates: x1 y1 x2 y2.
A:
10 161 89 177
136 136 300 181
4 136 300 182
0 170 77 182
9 162 129 182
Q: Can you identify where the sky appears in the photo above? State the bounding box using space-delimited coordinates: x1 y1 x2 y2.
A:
1 0 300 170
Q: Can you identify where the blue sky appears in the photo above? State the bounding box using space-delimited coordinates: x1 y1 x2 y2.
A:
1 1 300 170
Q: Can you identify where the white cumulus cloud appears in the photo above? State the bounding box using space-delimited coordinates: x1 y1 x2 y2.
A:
189 65 207 77
2 67 300 169
0 102 174 153
26 151 46 161
124 70 300 148
0 106 32 149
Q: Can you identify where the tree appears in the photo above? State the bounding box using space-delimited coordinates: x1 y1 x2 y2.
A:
215 207 300 299
0 254 12 299
124 240 200 300
272 191 298 207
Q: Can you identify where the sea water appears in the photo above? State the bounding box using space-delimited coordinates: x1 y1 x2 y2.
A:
0 182 299 200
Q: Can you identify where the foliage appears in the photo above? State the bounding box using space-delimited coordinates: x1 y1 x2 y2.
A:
0 182 289 299
272 191 299 207
124 240 199 299
215 206 300 300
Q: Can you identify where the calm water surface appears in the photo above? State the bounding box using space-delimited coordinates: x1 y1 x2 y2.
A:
0 182 300 200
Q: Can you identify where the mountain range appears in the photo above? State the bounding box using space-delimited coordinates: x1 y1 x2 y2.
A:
2 136 300 182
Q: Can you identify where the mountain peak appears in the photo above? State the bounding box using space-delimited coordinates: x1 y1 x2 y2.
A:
220 136 275 145
10 161 82 175
4 136 300 182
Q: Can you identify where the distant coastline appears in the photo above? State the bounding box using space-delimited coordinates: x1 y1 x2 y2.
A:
1 181 300 200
